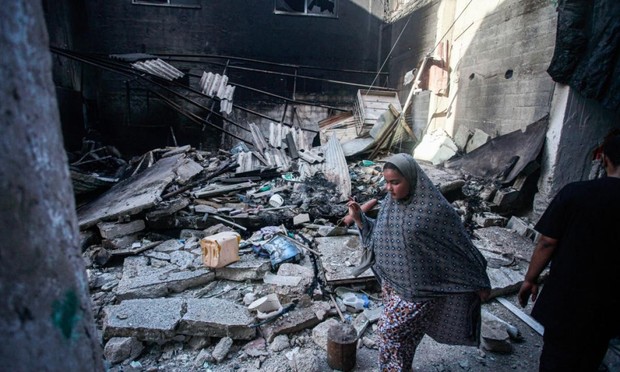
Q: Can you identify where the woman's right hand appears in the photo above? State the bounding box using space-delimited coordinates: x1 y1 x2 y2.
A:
347 197 363 228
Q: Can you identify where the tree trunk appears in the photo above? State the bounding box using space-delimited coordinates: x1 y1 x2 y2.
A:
0 1 103 370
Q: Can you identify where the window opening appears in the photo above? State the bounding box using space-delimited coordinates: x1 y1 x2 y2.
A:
275 0 338 18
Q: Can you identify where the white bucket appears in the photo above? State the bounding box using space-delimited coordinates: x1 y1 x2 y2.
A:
269 194 284 207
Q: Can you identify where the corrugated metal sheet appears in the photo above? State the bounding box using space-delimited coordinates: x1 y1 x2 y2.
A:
321 135 351 202
199 71 236 114
131 58 184 81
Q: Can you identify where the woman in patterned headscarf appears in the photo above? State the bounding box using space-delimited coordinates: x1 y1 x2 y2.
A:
347 153 491 371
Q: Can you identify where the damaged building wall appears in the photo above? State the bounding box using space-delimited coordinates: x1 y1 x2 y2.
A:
43 0 384 155
533 85 619 219
448 0 557 137
384 0 557 139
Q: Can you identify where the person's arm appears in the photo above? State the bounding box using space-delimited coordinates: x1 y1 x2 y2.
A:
518 235 558 307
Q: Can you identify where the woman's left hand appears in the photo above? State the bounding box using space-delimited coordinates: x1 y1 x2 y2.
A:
477 288 491 302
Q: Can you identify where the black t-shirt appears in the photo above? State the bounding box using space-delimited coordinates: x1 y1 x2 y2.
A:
532 177 620 333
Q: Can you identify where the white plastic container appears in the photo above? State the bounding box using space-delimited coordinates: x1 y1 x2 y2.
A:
342 293 369 312
200 231 240 268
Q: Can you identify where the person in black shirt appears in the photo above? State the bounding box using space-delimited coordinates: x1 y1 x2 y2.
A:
518 133 620 371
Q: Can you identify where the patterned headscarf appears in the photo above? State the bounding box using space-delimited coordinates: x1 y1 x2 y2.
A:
362 153 490 301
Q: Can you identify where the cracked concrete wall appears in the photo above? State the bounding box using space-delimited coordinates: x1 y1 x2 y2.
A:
384 0 557 139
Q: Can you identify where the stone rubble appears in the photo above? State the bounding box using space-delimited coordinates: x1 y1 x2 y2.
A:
76 143 544 369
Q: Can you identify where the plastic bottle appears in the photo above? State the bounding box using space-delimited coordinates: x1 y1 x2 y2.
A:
342 293 369 311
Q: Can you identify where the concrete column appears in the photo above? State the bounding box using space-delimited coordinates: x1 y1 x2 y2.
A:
0 1 103 370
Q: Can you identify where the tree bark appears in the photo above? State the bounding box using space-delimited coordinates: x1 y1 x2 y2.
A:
0 1 103 370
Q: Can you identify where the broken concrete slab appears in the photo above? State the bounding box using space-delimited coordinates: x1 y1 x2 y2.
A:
263 272 302 287
175 157 204 185
315 236 375 285
261 307 322 342
104 298 185 342
417 161 465 194
486 266 525 298
98 220 146 240
116 256 214 300
481 311 513 354
78 154 188 229
178 298 256 340
474 226 535 262
214 255 271 281
193 181 255 198
453 125 472 152
465 128 490 153
154 239 184 252
104 297 255 343
145 197 190 220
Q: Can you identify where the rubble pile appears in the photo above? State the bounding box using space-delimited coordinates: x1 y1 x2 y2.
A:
74 136 543 370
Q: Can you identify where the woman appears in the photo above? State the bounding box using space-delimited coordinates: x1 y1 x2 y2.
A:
348 153 491 371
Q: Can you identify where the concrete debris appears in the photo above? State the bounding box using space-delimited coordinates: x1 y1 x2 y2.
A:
413 129 458 165
74 142 543 367
211 336 234 363
103 337 144 364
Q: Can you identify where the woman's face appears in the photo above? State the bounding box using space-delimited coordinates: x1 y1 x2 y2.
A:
383 168 410 200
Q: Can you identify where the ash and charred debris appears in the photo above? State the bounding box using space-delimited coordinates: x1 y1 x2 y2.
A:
72 137 542 368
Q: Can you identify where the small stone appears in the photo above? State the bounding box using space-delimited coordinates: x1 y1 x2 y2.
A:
269 335 290 352
194 349 213 367
212 337 234 363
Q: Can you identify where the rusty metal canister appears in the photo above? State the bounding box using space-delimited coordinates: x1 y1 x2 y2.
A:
327 323 357 371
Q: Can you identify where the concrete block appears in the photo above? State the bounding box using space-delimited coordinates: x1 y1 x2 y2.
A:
103 298 185 342
506 216 530 236
103 337 144 364
293 213 311 225
465 128 490 153
214 255 271 281
311 317 340 350
211 337 233 363
116 256 215 300
413 129 458 165
453 125 472 152
262 307 321 342
179 298 256 340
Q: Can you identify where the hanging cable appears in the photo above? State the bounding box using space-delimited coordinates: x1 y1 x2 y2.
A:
366 14 413 95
